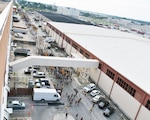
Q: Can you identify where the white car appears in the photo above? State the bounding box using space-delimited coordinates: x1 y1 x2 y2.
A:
33 72 45 78
83 83 96 92
92 94 105 103
14 33 23 38
45 37 55 43
7 100 25 109
24 68 36 74
90 90 101 97
11 42 17 47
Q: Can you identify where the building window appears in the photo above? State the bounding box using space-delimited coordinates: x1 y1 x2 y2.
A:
116 77 136 97
106 69 115 79
79 49 84 54
72 43 78 49
84 53 90 59
66 39 70 44
145 100 150 110
98 63 102 69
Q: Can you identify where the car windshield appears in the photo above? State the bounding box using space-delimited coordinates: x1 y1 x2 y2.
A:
105 109 110 114
95 95 100 99
99 102 104 106
12 101 21 105
86 85 91 88
19 101 22 105
92 90 97 93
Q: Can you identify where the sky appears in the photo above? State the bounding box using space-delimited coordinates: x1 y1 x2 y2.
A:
27 0 150 22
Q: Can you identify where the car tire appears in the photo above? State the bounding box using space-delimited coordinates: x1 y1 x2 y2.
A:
41 99 45 102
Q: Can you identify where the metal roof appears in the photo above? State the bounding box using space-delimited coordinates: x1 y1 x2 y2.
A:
49 21 150 94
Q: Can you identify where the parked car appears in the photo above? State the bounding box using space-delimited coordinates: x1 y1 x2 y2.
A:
98 98 109 109
42 33 49 38
11 42 17 47
13 16 20 22
33 18 39 21
90 90 101 97
83 83 96 93
24 68 36 74
33 72 45 78
28 79 34 88
92 94 105 103
14 33 23 38
35 82 41 88
103 106 115 117
39 78 50 88
9 66 13 74
33 65 40 69
12 27 28 34
14 48 30 56
45 37 55 43
7 100 25 109
28 65 40 69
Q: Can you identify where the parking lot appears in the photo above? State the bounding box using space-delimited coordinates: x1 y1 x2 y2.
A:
8 78 123 120
8 11 126 120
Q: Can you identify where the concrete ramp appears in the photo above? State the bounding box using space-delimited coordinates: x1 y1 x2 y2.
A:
9 56 99 72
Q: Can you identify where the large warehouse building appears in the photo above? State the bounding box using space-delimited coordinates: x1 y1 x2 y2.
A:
0 0 150 119
41 21 150 120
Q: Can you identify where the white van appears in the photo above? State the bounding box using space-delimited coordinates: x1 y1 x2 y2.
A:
33 88 61 102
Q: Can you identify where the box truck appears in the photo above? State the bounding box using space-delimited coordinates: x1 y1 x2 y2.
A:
33 88 61 102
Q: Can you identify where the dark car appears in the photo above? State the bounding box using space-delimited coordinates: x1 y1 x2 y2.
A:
13 17 20 22
14 48 30 56
28 80 34 88
24 66 37 74
28 65 40 70
7 100 25 109
103 106 115 117
98 98 109 109
24 68 36 74
39 78 50 88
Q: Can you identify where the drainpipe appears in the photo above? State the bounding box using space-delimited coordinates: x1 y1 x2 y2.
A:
108 80 115 98
96 68 102 85
134 93 146 120
109 73 118 98
96 63 103 85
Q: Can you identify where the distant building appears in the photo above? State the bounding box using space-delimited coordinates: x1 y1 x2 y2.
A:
42 21 150 120
57 6 79 18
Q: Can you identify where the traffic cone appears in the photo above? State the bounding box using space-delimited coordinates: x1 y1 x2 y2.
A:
28 111 31 116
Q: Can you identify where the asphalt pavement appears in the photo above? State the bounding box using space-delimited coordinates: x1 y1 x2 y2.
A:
9 76 123 120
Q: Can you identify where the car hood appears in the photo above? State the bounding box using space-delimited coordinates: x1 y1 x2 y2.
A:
84 87 89 90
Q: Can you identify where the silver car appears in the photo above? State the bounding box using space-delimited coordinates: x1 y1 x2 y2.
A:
92 94 105 103
90 90 101 97
7 100 25 109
